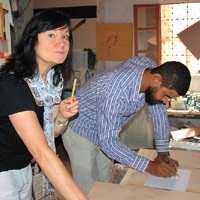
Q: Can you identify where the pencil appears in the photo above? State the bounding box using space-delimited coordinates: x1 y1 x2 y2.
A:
164 159 179 177
176 172 180 177
70 79 77 103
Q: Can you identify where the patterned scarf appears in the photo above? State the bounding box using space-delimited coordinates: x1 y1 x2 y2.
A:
26 69 63 198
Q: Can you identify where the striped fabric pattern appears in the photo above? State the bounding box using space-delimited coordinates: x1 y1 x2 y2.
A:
70 56 170 172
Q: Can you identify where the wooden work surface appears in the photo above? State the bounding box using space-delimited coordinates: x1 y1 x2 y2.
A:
88 182 200 200
121 149 200 193
88 149 200 199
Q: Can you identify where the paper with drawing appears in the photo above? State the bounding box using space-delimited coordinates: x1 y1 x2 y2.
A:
144 169 191 192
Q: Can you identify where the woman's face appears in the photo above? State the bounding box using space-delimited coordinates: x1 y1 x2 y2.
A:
34 26 70 69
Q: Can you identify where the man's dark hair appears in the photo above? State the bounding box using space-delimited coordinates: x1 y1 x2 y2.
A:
150 61 191 96
0 8 73 86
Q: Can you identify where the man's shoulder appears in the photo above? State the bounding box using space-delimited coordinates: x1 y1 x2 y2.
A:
126 56 157 69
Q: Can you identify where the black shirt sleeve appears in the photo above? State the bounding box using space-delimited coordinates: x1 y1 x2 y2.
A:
0 74 36 116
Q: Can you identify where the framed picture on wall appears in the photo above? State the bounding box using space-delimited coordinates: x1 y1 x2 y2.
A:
96 23 133 61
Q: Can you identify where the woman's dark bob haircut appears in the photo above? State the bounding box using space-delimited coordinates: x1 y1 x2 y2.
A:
0 9 73 85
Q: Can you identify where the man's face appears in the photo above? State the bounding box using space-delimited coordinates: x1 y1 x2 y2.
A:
145 86 179 106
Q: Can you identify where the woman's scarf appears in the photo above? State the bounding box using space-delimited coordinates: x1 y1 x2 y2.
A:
26 69 63 198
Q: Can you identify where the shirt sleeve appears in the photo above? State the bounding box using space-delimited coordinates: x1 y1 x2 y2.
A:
0 75 35 116
98 89 150 172
147 103 170 153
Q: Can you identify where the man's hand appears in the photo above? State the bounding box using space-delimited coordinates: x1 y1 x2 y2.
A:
145 156 178 178
155 154 179 169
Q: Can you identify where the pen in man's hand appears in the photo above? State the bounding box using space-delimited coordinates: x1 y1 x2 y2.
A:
164 158 179 177
175 172 180 177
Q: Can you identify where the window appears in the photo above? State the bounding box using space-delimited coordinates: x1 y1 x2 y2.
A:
134 5 160 65
161 3 200 74
134 3 200 74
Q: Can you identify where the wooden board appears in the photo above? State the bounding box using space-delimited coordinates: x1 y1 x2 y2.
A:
96 23 133 61
88 182 200 200
170 127 200 141
170 150 200 170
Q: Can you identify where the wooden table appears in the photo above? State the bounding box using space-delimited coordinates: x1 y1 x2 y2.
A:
88 182 200 200
88 149 200 200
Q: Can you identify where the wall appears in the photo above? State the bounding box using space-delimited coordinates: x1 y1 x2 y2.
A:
0 0 13 58
33 0 96 8
97 0 200 91
13 0 33 44
33 0 200 54
189 75 200 93
98 0 200 24
71 18 96 49
97 0 200 67
34 0 200 91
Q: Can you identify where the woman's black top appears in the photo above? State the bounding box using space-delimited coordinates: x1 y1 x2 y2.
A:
0 74 44 172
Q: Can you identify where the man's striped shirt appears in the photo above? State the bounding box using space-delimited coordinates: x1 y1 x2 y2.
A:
70 56 170 172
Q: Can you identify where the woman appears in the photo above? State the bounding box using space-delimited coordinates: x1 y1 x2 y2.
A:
0 9 88 200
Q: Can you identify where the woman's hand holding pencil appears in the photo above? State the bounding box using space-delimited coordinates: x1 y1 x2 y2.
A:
57 78 79 123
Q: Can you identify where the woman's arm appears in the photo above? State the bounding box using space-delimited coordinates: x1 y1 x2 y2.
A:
54 96 79 137
9 110 88 200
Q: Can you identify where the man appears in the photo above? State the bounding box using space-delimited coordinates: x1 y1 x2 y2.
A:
62 56 191 194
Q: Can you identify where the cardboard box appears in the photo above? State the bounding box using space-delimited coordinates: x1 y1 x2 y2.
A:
178 20 200 60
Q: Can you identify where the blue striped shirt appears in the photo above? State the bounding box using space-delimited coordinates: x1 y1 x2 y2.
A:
70 56 170 172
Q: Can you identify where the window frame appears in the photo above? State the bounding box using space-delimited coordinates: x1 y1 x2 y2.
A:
134 4 161 65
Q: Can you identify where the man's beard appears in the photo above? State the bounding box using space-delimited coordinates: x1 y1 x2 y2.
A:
145 87 164 106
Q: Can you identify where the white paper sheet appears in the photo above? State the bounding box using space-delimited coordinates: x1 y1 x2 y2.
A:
144 169 191 192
